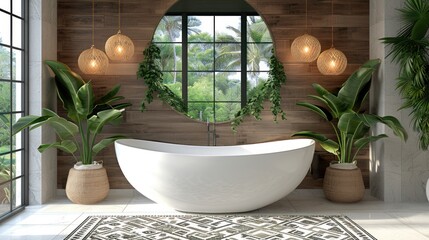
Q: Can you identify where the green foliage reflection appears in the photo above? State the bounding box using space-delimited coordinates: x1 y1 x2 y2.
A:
150 15 274 123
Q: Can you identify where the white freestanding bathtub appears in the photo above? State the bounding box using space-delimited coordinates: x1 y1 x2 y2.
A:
115 138 315 213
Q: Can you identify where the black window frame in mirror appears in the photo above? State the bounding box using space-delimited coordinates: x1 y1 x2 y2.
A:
153 13 273 123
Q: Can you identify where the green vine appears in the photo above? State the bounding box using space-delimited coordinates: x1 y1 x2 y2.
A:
231 50 287 131
137 42 187 112
138 43 287 130
381 0 429 149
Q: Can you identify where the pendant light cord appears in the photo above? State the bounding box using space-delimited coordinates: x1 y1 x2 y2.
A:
305 0 308 32
118 0 121 30
92 0 94 46
331 0 334 47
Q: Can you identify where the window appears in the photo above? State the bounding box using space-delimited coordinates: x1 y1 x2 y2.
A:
153 14 272 122
0 0 27 220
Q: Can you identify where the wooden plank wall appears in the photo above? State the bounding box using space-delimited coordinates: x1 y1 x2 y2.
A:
57 0 369 189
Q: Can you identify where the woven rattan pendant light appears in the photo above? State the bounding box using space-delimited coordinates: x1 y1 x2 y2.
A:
105 0 135 61
317 0 347 75
291 0 321 62
78 0 109 75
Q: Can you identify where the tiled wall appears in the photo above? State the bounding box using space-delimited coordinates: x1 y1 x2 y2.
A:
370 0 429 202
29 0 58 204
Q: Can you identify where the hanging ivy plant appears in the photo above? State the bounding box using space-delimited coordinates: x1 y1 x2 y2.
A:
381 0 429 149
137 42 187 113
137 43 287 130
231 50 287 131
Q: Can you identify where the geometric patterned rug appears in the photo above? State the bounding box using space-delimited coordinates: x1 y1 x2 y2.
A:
65 215 377 240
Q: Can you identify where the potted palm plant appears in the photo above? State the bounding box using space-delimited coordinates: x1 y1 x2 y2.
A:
12 60 131 204
292 59 407 202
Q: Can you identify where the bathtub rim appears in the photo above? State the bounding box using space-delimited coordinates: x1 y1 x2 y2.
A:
115 138 315 158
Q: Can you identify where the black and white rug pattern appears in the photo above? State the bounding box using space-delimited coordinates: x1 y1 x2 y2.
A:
65 215 376 240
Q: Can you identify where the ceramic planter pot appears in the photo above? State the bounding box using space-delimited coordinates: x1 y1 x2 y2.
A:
65 162 109 204
323 164 365 203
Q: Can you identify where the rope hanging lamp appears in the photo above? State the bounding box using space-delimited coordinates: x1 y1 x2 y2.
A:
290 0 321 62
317 0 347 75
78 0 109 75
105 0 135 61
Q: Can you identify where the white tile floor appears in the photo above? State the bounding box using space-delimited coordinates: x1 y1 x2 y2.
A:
0 189 428 240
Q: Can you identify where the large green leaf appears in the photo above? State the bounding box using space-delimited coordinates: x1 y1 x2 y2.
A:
92 84 131 116
337 59 381 110
411 15 429 40
46 116 79 140
12 115 50 135
111 103 132 110
54 79 79 121
292 131 339 155
88 109 124 134
379 116 408 141
338 113 364 135
102 96 124 104
28 108 59 129
45 61 86 119
354 123 370 140
24 108 79 140
308 95 329 106
56 69 85 116
92 103 132 116
354 134 388 150
92 135 126 155
95 84 121 105
323 94 348 117
296 102 332 121
38 140 77 154
45 60 85 87
406 0 429 40
312 83 331 98
358 114 408 141
312 83 347 117
77 82 94 117
42 108 58 117
109 115 124 125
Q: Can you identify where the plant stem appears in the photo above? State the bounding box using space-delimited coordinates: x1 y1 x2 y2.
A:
330 122 341 161
349 122 363 164
346 138 353 163
78 118 89 164
340 132 347 163
90 131 98 165
86 121 93 164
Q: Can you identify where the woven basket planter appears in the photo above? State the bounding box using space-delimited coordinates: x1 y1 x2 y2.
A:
323 166 364 203
65 167 109 204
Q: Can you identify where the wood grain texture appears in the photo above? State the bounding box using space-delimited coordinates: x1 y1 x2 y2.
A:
57 0 370 189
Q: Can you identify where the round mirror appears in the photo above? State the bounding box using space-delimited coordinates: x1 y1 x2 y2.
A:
152 0 273 123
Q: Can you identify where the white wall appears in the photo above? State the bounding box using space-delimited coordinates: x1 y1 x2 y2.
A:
28 0 57 204
370 0 429 202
